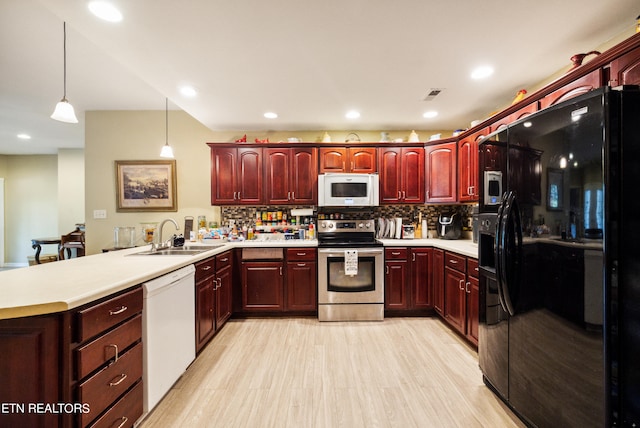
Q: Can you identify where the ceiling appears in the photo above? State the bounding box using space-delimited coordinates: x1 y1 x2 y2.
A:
1 0 637 155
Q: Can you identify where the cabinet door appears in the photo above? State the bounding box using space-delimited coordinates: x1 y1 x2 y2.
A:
319 148 348 173
286 261 317 311
539 69 602 109
458 130 488 202
242 262 283 311
290 148 317 204
610 48 640 86
378 147 402 203
210 147 237 204
215 264 233 329
0 315 61 428
411 248 432 309
426 142 457 203
490 102 538 132
432 249 444 315
196 278 215 353
264 148 291 205
401 148 425 203
466 274 479 346
350 148 377 173
385 260 408 309
237 148 263 204
444 267 466 335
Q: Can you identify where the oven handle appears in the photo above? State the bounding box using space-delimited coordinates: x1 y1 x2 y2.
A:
318 248 383 257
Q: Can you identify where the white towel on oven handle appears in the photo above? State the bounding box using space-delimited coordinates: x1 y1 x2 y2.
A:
344 250 358 276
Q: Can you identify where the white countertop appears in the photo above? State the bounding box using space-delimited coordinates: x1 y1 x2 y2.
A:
0 238 477 320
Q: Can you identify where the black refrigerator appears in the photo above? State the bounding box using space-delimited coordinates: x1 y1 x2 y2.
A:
477 86 640 427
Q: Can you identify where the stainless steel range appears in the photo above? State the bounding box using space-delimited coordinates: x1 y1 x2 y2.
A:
317 219 384 321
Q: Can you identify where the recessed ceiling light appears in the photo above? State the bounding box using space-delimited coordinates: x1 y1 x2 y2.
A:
423 111 438 119
17 133 31 140
471 65 494 80
179 86 197 97
346 110 360 119
88 1 123 22
264 112 278 119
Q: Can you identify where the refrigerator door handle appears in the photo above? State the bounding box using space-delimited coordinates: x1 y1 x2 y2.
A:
495 193 508 313
499 191 522 316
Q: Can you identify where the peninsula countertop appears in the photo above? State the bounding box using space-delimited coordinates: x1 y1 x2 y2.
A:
0 238 478 320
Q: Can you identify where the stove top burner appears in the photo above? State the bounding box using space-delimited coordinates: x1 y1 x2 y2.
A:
317 219 379 247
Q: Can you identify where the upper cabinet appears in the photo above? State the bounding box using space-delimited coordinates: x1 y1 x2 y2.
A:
458 129 490 202
378 147 425 204
264 147 317 205
425 141 457 203
210 146 263 205
609 48 640 86
539 69 603 109
319 147 377 173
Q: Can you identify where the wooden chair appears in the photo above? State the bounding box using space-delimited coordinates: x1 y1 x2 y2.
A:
58 227 86 260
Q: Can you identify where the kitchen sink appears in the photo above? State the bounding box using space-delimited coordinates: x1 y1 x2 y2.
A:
130 244 225 256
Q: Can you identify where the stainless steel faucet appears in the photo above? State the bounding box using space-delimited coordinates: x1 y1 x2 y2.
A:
154 218 180 251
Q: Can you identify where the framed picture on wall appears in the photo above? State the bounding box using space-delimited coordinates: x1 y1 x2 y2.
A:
115 160 177 212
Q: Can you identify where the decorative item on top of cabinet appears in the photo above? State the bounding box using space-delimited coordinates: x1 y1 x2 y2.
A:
379 147 425 204
264 147 317 205
209 145 262 205
319 147 377 173
425 141 456 203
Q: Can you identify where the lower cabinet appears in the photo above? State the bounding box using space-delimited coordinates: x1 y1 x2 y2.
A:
442 251 479 346
196 251 233 353
432 249 445 316
384 247 433 312
0 285 144 428
239 247 317 314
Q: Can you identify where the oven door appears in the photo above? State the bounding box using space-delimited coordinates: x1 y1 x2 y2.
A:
318 247 384 304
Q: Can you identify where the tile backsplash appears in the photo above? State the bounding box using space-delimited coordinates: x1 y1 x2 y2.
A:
221 204 475 230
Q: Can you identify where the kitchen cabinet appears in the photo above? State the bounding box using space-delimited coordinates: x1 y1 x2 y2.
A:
539 69 602 109
378 147 425 204
411 248 433 309
195 251 233 354
458 129 490 202
609 48 640 86
319 147 377 173
425 141 457 203
490 102 539 132
210 146 262 205
241 248 284 312
285 248 317 312
432 249 445 316
443 251 479 346
264 147 317 205
466 258 479 346
385 248 409 310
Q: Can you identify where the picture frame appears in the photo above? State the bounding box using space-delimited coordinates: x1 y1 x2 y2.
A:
546 168 564 211
115 160 177 212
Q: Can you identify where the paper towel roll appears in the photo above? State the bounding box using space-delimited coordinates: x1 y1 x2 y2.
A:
395 218 403 239
421 219 428 239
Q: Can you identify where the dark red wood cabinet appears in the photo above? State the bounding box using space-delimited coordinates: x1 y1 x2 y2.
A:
539 69 603 109
264 147 317 205
384 247 433 312
609 47 640 86
319 147 377 173
411 248 433 309
458 129 490 203
425 141 457 203
285 248 317 312
432 249 445 316
442 251 479 346
210 146 262 205
379 147 425 204
384 248 409 310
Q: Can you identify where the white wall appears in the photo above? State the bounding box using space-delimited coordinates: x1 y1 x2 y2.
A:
57 149 85 233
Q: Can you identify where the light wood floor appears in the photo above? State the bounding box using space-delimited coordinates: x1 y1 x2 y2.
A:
139 317 525 428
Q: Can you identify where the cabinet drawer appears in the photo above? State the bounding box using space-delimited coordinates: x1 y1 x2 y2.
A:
216 251 232 270
87 380 143 428
195 257 216 281
76 288 142 342
445 252 466 273
385 248 408 260
79 342 143 427
467 258 479 279
76 314 142 380
286 248 316 261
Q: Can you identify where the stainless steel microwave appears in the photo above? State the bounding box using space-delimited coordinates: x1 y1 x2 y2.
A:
318 173 379 207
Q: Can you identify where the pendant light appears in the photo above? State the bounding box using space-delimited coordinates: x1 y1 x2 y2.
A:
51 22 78 123
160 98 174 158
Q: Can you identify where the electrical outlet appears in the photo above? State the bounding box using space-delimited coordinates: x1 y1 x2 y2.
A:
93 209 107 219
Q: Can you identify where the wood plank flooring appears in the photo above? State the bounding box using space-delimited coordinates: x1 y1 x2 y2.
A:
139 317 525 428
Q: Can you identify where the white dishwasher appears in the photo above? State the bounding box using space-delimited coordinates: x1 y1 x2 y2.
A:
142 264 196 414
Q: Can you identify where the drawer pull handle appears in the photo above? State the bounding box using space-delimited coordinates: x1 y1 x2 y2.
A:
296 252 306 256
297 263 307 267
106 344 119 363
449 260 458 264
109 306 127 316
109 373 127 386
220 258 229 262
202 265 212 271
113 416 128 428
391 252 401 256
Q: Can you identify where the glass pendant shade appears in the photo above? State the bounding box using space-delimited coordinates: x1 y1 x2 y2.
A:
159 98 174 158
51 98 78 123
160 143 174 158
